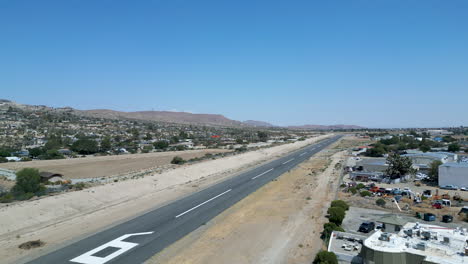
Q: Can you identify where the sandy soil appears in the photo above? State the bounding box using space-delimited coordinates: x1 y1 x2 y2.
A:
0 149 230 179
0 135 331 264
149 145 346 264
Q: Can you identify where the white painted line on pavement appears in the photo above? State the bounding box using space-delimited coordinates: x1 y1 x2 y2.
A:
299 152 307 156
175 189 232 218
252 168 274 180
282 158 294 165
70 232 154 264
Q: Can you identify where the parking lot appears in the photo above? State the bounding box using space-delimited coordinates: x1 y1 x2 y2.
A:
342 206 464 237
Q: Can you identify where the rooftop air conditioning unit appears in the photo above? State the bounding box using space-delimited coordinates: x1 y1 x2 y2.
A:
415 242 426 251
379 233 391 242
443 237 450 244
421 231 431 240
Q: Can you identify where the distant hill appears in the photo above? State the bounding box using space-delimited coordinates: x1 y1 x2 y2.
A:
288 124 364 130
1 99 365 129
242 120 275 127
80 109 244 127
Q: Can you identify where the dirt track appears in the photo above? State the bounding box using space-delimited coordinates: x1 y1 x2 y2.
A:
0 149 229 179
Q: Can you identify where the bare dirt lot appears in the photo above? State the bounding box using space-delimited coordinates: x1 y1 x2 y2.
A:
0 149 230 179
149 144 347 264
0 135 331 264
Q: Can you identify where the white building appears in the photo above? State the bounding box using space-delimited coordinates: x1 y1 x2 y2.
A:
439 162 468 188
361 222 468 264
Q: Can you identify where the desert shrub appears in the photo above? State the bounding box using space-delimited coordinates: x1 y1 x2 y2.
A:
171 156 186 165
313 251 338 264
349 187 357 195
360 190 372 197
15 192 34 201
327 207 346 225
340 183 346 188
12 168 44 197
0 157 8 163
0 193 14 203
356 183 366 189
73 182 87 190
376 198 386 207
331 200 349 211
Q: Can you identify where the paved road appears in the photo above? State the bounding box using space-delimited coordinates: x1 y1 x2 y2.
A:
28 135 342 264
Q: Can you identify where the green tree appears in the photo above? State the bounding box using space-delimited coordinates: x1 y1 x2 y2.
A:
257 131 268 142
71 139 99 154
0 157 7 163
321 222 345 241
428 160 443 182
144 133 153 140
12 168 44 196
171 136 180 144
327 207 346 225
44 134 62 150
385 153 415 178
179 131 188 139
313 251 338 264
330 200 349 211
442 136 456 143
29 147 44 158
100 137 112 152
141 145 153 153
448 143 460 152
41 149 65 160
0 148 12 157
419 144 431 152
154 140 169 150
365 144 387 157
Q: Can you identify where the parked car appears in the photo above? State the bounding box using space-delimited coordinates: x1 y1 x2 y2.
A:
392 188 402 195
377 187 386 193
358 221 375 233
440 185 458 190
442 215 453 223
432 202 443 209
424 213 436 221
394 195 403 202
460 187 468 192
370 186 380 193
422 190 432 198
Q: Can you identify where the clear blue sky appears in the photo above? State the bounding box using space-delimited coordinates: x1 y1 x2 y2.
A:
1 0 467 128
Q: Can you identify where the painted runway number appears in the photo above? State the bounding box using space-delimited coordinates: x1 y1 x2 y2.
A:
70 232 154 264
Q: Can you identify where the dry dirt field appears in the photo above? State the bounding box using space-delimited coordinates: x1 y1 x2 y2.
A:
0 149 230 179
0 135 331 264
149 142 348 264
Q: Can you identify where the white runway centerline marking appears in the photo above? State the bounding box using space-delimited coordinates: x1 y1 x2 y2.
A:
175 189 232 218
252 168 274 180
299 152 307 156
282 158 294 165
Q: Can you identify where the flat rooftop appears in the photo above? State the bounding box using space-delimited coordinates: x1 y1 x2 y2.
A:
328 231 366 263
364 222 468 264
